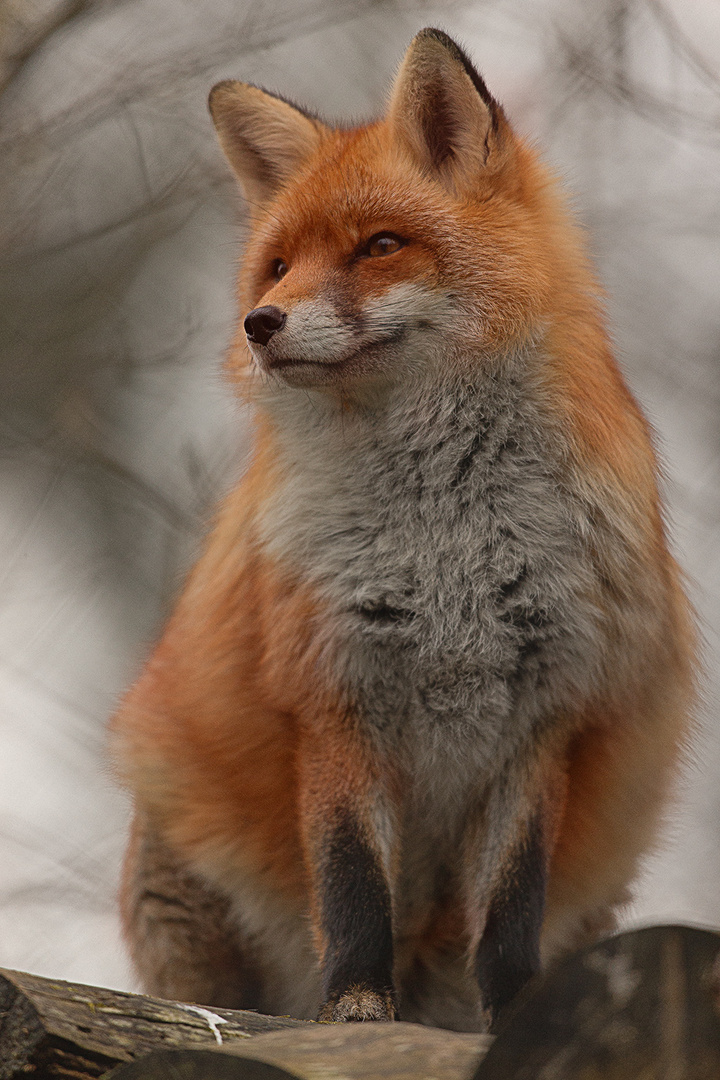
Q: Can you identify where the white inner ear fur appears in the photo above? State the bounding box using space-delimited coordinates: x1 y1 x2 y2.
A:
209 81 325 210
388 36 494 192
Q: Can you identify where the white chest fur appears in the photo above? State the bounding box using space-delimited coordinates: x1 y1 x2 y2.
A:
257 357 603 783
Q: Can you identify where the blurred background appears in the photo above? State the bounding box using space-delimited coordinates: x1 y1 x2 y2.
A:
0 0 718 991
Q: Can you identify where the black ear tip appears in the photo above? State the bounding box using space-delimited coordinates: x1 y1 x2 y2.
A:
412 26 497 113
415 26 462 50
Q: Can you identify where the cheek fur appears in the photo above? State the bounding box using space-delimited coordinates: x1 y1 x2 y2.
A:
361 282 459 341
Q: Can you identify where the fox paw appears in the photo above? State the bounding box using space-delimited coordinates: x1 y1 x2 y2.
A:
318 985 396 1022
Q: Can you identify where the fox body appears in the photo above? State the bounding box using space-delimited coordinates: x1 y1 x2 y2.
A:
112 30 696 1030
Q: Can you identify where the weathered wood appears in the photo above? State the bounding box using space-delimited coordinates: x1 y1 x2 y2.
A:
109 1050 303 1079
108 1022 490 1080
234 1023 488 1080
0 964 490 1080
473 924 720 1079
0 968 308 1080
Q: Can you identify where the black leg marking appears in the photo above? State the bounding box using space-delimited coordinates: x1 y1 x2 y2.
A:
475 812 547 1029
316 814 395 1021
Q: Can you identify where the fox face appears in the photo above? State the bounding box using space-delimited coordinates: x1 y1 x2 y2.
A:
240 212 458 391
210 30 556 394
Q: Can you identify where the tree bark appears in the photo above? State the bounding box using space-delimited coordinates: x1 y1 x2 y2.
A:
0 967 307 1079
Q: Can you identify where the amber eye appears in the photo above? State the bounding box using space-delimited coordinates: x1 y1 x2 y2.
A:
364 233 405 258
272 259 288 281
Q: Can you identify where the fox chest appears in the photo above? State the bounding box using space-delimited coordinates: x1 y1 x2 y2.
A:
260 388 601 765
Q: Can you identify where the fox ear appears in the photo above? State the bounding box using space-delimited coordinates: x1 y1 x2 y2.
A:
209 81 327 210
388 28 507 194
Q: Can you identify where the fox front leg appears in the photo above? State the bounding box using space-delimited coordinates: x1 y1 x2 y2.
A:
314 810 396 1021
298 731 397 1022
473 807 549 1029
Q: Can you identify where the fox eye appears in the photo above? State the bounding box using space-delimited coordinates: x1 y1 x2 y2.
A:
272 259 288 281
363 233 405 258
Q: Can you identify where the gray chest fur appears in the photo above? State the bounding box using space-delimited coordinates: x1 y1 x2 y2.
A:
259 364 602 781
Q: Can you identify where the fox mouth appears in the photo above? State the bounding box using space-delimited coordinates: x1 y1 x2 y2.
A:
258 334 405 384
265 355 351 372
262 351 367 387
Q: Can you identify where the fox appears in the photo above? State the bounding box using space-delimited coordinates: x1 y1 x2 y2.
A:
111 28 697 1032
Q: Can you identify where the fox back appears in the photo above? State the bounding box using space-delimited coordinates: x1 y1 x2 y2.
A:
112 29 696 1031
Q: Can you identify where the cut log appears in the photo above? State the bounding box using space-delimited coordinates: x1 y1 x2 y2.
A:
0 968 488 1080
0 968 307 1080
107 1023 490 1080
109 1050 303 1079
473 924 720 1079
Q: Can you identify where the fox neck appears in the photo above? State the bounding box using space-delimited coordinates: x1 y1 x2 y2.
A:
255 340 541 476
253 341 559 586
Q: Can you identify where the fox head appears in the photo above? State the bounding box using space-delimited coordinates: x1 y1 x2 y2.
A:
209 29 589 396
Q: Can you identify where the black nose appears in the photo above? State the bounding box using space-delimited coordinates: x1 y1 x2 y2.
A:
244 306 286 346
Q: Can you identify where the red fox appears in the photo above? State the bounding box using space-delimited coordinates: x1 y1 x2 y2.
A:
111 28 696 1031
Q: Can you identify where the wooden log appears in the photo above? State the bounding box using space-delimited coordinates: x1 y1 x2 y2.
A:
108 1022 490 1080
0 969 488 1080
0 968 308 1080
0 966 489 1080
473 924 720 1079
109 1050 304 1079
